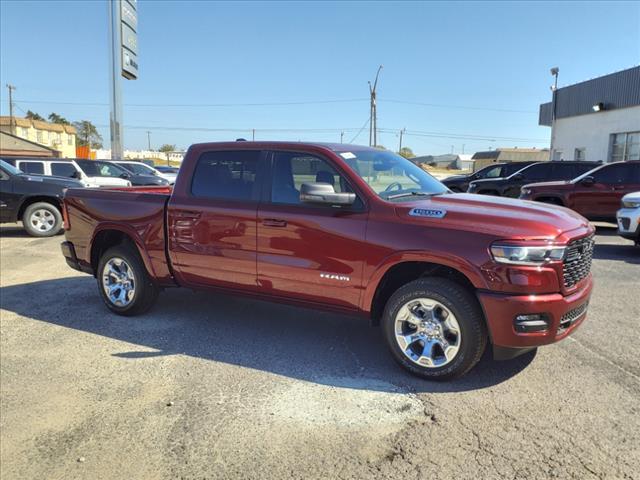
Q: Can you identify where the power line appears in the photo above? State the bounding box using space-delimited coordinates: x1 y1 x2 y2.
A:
348 116 371 144
380 99 536 114
13 98 369 108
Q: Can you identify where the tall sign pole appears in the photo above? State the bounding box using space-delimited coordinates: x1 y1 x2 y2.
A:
109 0 138 160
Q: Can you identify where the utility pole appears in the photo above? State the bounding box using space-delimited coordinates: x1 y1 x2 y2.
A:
252 129 255 141
6 84 16 135
146 130 152 150
550 67 560 160
108 0 124 160
451 145 454 154
398 128 405 154
340 131 344 143
368 65 383 147
462 144 465 154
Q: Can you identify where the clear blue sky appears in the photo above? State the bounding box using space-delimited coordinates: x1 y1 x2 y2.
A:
1 0 638 154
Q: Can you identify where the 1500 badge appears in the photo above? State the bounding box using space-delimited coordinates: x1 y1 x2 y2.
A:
320 273 351 282
409 208 447 218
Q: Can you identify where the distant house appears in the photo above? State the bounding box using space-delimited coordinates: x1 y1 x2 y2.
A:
411 154 471 170
0 116 77 158
471 148 549 171
0 130 61 158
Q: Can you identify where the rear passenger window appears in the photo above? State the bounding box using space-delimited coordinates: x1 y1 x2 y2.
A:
51 163 77 178
19 162 44 174
593 164 633 184
552 163 579 180
520 164 548 181
191 150 260 201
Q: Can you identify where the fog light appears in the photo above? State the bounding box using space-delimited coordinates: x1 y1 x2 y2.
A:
514 313 549 333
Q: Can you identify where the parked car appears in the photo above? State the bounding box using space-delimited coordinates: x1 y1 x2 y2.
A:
468 161 597 197
114 161 176 185
520 161 640 221
442 161 537 192
617 191 640 244
76 160 169 187
0 159 84 236
61 142 594 380
2 157 132 188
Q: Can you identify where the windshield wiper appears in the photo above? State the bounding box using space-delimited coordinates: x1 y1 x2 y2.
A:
386 191 431 200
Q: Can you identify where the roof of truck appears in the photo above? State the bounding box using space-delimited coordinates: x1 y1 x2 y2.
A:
188 141 377 153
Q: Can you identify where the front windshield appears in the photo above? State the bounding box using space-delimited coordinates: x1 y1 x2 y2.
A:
339 149 448 201
77 160 128 178
0 159 23 175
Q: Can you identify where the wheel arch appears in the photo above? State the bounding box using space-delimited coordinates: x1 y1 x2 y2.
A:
90 226 156 279
364 254 487 326
17 196 62 220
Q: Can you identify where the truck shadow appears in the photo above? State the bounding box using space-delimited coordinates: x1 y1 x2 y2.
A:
0 276 535 394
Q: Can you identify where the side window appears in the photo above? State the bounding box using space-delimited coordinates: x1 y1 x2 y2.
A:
520 164 548 181
0 169 8 181
504 163 527 176
482 166 502 178
271 152 348 205
552 163 579 179
19 162 44 175
51 163 77 178
593 164 632 184
191 150 260 201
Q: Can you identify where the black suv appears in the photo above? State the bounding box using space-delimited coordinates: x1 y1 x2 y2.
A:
0 159 84 237
468 161 598 198
442 161 537 192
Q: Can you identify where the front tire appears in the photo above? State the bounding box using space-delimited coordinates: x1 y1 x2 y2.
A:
97 244 159 316
22 202 62 237
382 278 487 380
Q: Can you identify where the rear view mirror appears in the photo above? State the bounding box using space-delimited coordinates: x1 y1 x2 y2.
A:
300 183 356 206
580 176 595 186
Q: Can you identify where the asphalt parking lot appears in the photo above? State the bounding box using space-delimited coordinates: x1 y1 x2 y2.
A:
1 223 638 480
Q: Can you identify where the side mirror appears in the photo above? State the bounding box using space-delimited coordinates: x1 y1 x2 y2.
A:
580 176 595 186
513 173 524 181
300 182 356 206
120 173 130 179
72 171 81 179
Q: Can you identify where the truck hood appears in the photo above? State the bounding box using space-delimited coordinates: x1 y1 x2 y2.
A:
395 193 590 240
443 174 469 182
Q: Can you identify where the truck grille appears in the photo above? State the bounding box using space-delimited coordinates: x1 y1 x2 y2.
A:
558 302 589 332
563 234 594 288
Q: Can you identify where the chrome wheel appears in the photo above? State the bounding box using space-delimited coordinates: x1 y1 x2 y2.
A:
29 208 56 233
394 298 461 368
102 257 136 307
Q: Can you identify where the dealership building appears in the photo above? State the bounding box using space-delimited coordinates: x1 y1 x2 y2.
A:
539 65 639 163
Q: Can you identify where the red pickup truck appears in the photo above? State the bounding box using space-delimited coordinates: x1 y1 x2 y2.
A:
61 142 594 380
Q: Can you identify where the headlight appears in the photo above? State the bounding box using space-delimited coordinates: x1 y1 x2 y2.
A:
491 243 566 265
622 200 640 208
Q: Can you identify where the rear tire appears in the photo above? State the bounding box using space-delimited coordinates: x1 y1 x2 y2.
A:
22 202 62 237
382 278 487 380
97 244 159 316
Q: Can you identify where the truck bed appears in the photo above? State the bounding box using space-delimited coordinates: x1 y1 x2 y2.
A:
63 186 174 283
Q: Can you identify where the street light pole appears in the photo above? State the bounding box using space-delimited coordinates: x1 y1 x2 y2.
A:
550 67 559 160
108 0 124 160
147 130 151 150
6 84 16 135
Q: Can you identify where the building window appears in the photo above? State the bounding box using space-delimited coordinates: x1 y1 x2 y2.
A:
552 150 563 161
67 134 73 145
574 148 586 161
20 127 29 138
36 131 43 143
611 132 640 162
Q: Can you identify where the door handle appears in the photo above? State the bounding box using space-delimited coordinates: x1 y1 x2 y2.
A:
263 218 287 227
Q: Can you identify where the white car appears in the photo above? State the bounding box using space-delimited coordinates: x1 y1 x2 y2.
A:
617 191 640 244
115 160 177 184
8 158 131 188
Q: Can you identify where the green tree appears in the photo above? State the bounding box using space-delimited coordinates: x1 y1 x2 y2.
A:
73 120 103 149
25 110 44 121
158 144 176 153
48 113 70 125
399 147 415 159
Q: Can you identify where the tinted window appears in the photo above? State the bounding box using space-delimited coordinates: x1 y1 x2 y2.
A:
191 150 260 200
552 163 578 180
480 165 502 178
519 163 549 181
271 152 350 205
504 163 530 176
51 163 77 177
77 160 128 177
574 163 597 176
19 162 44 174
593 163 634 184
